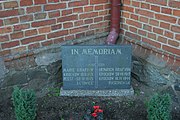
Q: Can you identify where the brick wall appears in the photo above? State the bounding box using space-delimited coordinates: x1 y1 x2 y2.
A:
0 0 111 57
120 0 180 67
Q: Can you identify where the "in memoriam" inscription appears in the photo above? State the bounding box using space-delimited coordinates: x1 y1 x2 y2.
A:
71 48 122 55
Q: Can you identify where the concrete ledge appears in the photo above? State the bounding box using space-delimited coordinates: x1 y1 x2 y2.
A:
60 87 134 96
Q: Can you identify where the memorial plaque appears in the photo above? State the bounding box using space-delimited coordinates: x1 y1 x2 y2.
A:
62 45 132 90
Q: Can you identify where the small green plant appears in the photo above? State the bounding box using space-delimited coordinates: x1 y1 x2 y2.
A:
147 93 171 120
12 86 37 120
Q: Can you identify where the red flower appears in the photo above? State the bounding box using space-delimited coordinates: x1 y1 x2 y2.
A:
98 109 103 113
93 106 100 110
91 112 97 117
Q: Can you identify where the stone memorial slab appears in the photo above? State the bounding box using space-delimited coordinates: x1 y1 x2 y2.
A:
61 45 134 96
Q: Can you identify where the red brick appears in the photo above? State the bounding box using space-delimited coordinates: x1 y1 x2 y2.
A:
74 20 84 26
125 31 141 40
143 24 152 32
65 35 74 41
148 33 156 39
141 3 150 9
94 17 103 22
20 15 33 23
160 22 170 29
0 19 3 26
0 26 12 34
34 0 46 4
122 11 130 18
34 13 47 20
161 7 172 14
51 24 62 31
63 22 73 28
28 43 40 50
25 29 38 37
98 10 108 16
132 1 140 7
41 40 53 46
57 15 78 22
151 5 160 12
4 17 19 25
138 30 147 36
90 0 107 4
95 5 103 10
73 7 83 13
164 31 174 39
171 25 180 33
84 19 93 24
157 36 167 43
62 9 73 16
2 41 20 49
4 1 18 9
90 21 109 29
70 26 89 34
0 9 19 18
104 15 110 20
129 26 137 33
0 50 10 56
146 0 167 6
48 0 59 3
136 9 154 18
76 32 85 39
168 40 179 47
153 27 164 35
14 24 30 31
47 30 68 39
38 26 51 34
121 0 131 5
140 16 149 23
45 3 66 11
10 32 23 39
104 4 110 9
53 37 64 44
20 0 33 6
162 45 180 56
84 6 93 12
69 0 88 7
142 37 161 48
149 19 159 26
126 19 142 28
130 14 138 20
173 9 180 16
169 1 180 8
175 34 180 40
86 30 95 36
0 35 9 42
32 19 56 27
48 11 60 18
155 14 177 24
122 6 134 13
21 35 46 45
80 12 98 19
27 6 41 13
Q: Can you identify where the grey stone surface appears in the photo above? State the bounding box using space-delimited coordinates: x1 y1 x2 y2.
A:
1 71 28 88
0 58 8 79
60 87 134 96
146 55 166 68
35 53 61 66
27 69 50 80
132 56 178 87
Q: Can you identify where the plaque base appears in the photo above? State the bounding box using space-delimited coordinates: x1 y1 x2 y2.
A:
60 87 134 96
